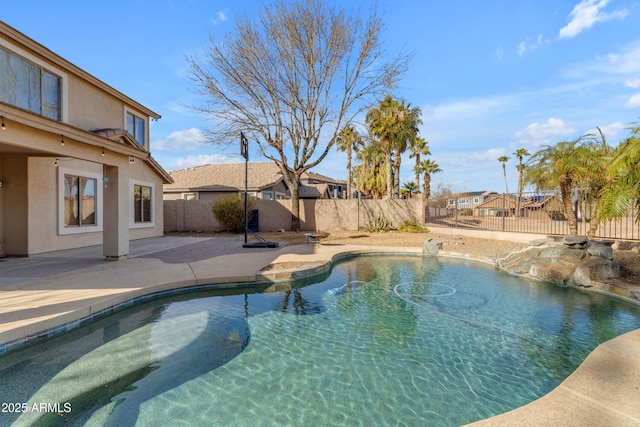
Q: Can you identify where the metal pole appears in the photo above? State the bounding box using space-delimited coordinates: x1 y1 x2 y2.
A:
244 159 248 244
241 132 249 244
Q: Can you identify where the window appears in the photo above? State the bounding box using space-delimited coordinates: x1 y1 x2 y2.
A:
262 192 273 200
0 46 61 120
64 175 97 227
58 167 102 235
184 193 197 200
133 184 152 223
126 112 145 146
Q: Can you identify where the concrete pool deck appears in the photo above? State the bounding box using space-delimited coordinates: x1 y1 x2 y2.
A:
0 235 639 426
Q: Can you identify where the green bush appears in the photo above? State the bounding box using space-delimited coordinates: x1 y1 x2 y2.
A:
212 194 255 233
398 220 429 233
366 215 391 232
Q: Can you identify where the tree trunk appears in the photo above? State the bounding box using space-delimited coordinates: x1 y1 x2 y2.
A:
516 166 523 217
394 148 402 199
587 189 604 238
385 150 393 199
414 154 421 190
502 164 509 195
560 181 577 234
290 179 301 231
346 148 352 199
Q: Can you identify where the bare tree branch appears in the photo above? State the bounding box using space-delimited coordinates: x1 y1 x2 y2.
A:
187 0 409 229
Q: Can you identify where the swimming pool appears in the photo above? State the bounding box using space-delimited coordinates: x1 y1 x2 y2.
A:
2 255 640 426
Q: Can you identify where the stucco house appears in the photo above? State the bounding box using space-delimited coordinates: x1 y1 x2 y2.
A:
300 171 347 199
447 190 498 212
0 21 172 258
163 162 343 201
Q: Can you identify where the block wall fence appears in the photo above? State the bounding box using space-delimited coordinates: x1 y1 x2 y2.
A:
163 198 423 233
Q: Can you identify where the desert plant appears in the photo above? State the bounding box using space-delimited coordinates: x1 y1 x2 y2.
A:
366 215 391 232
398 220 429 233
212 194 255 233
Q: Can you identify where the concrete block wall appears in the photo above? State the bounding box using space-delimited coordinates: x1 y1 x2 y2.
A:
164 198 422 233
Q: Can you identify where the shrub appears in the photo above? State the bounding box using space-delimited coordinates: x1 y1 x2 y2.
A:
398 220 429 233
366 215 391 232
212 194 255 233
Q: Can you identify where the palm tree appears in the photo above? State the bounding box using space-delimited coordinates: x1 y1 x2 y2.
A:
498 155 510 195
415 159 442 203
409 136 430 189
600 123 640 223
581 127 615 237
401 181 419 198
366 95 421 199
513 148 530 216
354 137 386 199
527 138 591 235
336 125 362 199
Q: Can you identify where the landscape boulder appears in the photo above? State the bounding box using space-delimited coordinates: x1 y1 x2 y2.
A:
423 238 443 255
496 236 621 288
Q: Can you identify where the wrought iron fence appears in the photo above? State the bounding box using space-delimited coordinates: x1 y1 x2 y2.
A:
425 189 639 240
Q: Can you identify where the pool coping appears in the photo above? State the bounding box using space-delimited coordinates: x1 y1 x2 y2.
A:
1 244 639 426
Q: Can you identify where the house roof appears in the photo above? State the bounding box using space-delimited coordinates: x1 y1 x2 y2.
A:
474 195 519 209
90 128 173 184
165 162 286 192
451 190 497 198
296 183 331 199
302 170 347 185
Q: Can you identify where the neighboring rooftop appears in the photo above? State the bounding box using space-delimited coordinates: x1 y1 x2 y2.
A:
165 162 285 192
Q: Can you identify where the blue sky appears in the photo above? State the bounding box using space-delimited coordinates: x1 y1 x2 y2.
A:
3 0 640 193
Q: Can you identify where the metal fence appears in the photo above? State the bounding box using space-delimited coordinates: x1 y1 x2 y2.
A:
424 189 640 240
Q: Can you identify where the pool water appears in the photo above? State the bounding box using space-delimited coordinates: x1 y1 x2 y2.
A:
2 255 640 426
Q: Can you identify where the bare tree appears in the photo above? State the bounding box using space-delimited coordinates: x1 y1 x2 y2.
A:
187 0 409 230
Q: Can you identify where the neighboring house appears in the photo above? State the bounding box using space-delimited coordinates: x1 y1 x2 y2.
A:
164 162 344 201
300 171 347 199
163 162 289 201
447 190 498 211
0 21 172 258
474 195 519 216
294 183 331 199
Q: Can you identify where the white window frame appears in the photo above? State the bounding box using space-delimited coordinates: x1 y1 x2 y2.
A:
124 108 148 149
0 38 69 122
184 192 198 200
130 179 155 228
57 167 103 235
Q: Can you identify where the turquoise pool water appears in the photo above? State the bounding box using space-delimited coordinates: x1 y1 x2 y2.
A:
2 255 640 426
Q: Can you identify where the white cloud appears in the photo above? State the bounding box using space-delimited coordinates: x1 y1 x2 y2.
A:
513 118 575 146
559 0 628 39
627 93 640 108
496 46 504 60
518 34 550 57
211 11 228 26
172 153 236 169
626 78 640 88
151 128 206 152
585 122 628 142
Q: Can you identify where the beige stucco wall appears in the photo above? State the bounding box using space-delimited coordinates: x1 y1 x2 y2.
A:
67 79 120 131
28 157 103 254
2 156 28 255
0 152 165 255
23 157 164 254
0 158 4 255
